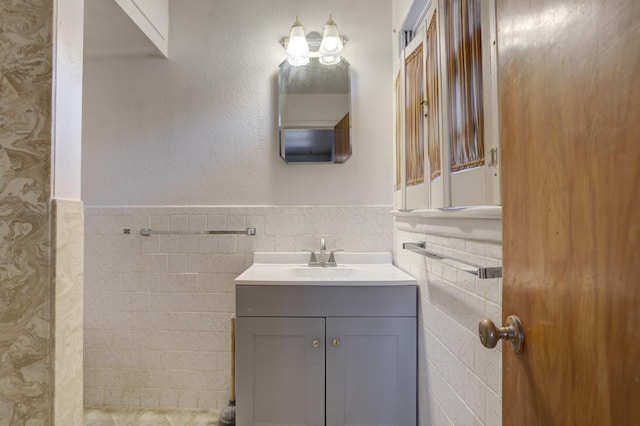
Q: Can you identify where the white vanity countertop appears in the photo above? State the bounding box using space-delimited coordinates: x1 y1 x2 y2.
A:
235 252 417 286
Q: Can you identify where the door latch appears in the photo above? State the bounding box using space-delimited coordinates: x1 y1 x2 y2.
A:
489 148 498 167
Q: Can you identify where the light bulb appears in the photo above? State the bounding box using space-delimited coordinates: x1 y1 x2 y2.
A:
286 17 309 57
320 15 343 55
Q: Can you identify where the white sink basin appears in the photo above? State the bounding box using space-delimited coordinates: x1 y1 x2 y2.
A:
235 252 416 286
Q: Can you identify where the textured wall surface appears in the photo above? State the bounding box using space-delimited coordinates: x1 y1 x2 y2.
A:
394 222 503 426
82 0 393 206
52 200 84 425
84 205 392 409
0 1 52 424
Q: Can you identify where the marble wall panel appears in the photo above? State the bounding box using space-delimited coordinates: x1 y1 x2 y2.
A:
0 0 53 424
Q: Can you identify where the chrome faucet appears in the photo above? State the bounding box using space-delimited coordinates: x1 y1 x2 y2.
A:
303 238 342 267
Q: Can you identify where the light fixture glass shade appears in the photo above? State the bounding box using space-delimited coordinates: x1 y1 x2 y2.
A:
320 15 343 55
287 56 310 66
319 56 340 65
286 17 309 57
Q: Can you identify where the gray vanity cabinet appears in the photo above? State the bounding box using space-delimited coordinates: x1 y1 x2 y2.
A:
235 285 417 426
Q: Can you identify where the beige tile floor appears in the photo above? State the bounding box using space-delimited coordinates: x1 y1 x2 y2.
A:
84 407 220 426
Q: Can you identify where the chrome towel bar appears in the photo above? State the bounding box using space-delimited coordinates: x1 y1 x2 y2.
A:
402 242 502 279
135 228 256 236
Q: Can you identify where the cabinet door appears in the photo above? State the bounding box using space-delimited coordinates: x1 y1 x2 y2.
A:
236 317 325 426
444 0 500 206
403 32 428 210
326 317 417 426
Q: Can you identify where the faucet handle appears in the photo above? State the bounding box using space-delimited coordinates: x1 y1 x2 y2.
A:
302 249 319 265
327 249 343 265
320 238 326 251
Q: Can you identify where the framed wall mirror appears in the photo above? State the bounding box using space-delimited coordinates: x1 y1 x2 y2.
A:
279 57 351 164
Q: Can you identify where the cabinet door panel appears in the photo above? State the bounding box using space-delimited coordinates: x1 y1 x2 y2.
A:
236 317 325 426
326 317 417 426
404 32 428 210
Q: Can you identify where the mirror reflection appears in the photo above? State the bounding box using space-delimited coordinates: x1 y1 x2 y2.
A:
279 57 351 163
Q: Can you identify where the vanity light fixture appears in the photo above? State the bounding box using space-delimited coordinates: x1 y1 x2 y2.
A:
281 15 347 66
319 15 343 55
285 16 309 57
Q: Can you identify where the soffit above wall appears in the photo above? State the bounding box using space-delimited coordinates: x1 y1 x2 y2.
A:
84 0 161 58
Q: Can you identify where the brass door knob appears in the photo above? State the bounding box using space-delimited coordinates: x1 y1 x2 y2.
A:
478 315 525 354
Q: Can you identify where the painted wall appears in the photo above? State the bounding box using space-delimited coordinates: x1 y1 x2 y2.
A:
81 0 396 412
82 0 393 206
81 0 503 422
52 0 84 199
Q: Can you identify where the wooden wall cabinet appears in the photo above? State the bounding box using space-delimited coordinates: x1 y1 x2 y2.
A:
393 0 500 210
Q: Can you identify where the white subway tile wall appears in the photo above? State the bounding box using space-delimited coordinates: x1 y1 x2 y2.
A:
394 227 502 426
84 206 393 410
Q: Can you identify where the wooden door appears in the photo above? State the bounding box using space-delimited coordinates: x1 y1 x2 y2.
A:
325 317 416 426
498 0 640 424
235 317 325 426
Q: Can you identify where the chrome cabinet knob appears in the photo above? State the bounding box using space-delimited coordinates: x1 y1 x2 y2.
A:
478 315 525 354
332 338 341 347
312 339 320 348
